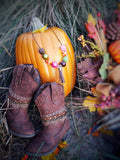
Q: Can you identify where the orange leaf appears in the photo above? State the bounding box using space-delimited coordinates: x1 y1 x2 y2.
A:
21 154 28 160
92 131 100 137
91 87 101 98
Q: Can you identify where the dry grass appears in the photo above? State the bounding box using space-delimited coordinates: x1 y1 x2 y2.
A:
0 0 119 160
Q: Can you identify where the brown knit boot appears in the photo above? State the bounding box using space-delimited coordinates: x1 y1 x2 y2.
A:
25 82 69 156
5 64 40 138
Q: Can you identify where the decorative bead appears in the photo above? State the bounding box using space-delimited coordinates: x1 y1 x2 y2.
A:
38 44 68 68
39 48 45 54
60 44 67 52
60 61 66 67
51 61 58 68
63 56 68 62
42 53 49 59
45 58 53 64
62 51 67 57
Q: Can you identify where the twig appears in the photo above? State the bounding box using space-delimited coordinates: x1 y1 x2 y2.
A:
0 67 13 73
74 86 93 94
0 87 9 90
2 45 12 57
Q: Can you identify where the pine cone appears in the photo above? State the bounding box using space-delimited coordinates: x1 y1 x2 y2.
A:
106 22 120 43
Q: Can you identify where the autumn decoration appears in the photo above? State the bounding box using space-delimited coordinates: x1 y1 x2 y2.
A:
77 9 120 136
15 17 76 97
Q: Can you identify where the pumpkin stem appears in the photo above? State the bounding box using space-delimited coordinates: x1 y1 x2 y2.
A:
31 17 48 32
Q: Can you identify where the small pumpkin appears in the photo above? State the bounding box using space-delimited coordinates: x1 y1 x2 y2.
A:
108 40 120 64
15 18 76 97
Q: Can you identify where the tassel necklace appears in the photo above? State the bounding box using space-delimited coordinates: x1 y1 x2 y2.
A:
32 28 68 83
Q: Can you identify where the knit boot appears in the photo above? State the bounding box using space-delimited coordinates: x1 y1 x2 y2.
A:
5 64 40 138
25 82 69 156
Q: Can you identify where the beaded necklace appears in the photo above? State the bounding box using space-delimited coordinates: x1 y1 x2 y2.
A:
32 28 68 83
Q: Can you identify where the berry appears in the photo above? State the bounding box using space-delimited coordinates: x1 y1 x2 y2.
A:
97 12 101 17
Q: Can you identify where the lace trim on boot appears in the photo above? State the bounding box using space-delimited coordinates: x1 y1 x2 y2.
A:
8 88 31 103
41 107 66 122
7 97 28 109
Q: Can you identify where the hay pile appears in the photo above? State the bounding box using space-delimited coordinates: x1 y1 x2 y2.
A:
0 0 119 160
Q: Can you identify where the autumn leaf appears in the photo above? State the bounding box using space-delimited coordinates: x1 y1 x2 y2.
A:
91 87 101 97
99 53 109 79
85 14 107 53
41 153 56 160
77 58 103 84
32 24 48 33
58 141 69 149
21 154 28 160
41 141 69 160
85 23 99 40
82 96 100 112
87 13 96 26
98 19 106 32
99 128 114 136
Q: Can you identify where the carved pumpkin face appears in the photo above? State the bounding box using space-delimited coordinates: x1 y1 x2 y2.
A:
15 27 76 96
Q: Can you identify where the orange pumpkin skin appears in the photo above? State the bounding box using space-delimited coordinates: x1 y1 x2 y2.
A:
108 40 120 64
15 27 76 97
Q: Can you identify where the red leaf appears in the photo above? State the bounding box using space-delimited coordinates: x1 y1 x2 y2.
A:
85 23 99 40
98 19 106 32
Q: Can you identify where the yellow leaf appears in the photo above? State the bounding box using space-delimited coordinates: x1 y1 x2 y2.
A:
41 152 56 160
33 24 47 33
58 141 69 149
82 96 100 112
41 141 68 160
87 13 96 26
118 2 120 10
99 127 114 136
97 107 105 115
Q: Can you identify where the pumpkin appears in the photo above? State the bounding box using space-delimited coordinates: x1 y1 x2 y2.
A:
108 40 120 64
15 18 76 97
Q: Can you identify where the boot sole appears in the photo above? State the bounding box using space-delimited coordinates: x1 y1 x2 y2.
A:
24 120 69 157
24 140 61 157
24 119 70 157
9 128 36 138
